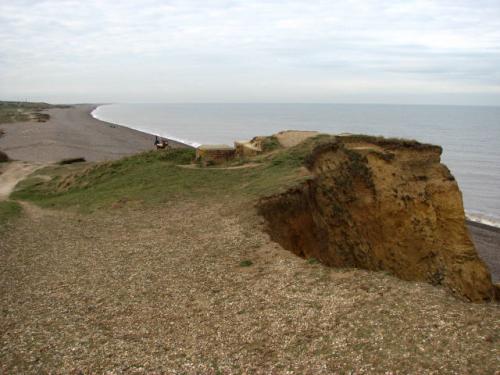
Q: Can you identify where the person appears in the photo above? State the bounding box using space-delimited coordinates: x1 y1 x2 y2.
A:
155 136 169 149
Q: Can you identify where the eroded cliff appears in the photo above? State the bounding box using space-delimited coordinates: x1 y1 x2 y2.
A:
258 135 495 302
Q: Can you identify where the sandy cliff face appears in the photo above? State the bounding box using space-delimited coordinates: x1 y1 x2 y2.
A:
258 135 495 302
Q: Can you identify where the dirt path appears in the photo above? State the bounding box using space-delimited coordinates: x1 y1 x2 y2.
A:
0 162 42 201
177 162 262 170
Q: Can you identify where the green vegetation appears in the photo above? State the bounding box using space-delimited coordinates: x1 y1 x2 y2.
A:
0 150 9 162
12 138 326 212
260 135 281 152
57 157 86 165
0 200 22 229
239 260 253 267
0 101 69 125
307 257 319 265
10 134 361 214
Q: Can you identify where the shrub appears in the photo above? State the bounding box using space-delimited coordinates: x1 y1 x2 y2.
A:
0 150 9 162
239 260 253 267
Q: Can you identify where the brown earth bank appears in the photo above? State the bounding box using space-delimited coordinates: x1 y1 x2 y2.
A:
258 135 495 302
0 104 189 163
0 201 499 373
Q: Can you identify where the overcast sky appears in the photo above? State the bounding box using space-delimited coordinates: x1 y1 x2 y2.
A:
1 0 499 105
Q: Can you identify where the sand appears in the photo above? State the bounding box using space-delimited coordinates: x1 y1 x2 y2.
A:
0 104 189 163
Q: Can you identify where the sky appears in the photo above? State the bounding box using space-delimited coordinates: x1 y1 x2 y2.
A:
1 0 500 105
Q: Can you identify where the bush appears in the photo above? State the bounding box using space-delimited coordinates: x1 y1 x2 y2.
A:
58 157 86 165
239 260 253 267
0 150 9 162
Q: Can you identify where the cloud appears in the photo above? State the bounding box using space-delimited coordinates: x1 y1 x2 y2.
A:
0 0 499 104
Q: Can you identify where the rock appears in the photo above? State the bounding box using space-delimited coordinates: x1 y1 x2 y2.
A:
258 135 495 302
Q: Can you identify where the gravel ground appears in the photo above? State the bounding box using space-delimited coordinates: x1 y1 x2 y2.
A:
0 105 189 163
1 200 499 374
468 221 500 283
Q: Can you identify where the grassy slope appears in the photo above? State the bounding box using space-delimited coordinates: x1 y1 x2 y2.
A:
12 139 325 212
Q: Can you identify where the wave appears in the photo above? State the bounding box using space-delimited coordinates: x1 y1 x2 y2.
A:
91 105 201 148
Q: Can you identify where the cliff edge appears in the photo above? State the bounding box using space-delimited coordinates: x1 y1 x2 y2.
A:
258 134 495 302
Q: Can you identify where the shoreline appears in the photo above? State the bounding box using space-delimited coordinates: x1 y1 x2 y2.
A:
467 219 500 234
91 104 200 148
88 103 195 149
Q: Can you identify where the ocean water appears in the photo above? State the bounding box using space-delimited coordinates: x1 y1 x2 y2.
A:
92 103 500 227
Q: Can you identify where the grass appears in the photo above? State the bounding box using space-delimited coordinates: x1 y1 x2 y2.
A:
259 135 281 152
0 200 22 229
57 157 86 165
12 141 322 212
307 257 319 265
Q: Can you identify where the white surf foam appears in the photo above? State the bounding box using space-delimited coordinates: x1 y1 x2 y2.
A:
466 211 500 228
91 105 201 148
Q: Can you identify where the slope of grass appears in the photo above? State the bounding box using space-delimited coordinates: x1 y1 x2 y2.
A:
12 141 321 212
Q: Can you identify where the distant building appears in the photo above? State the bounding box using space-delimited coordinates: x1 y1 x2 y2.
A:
234 141 261 157
195 144 235 165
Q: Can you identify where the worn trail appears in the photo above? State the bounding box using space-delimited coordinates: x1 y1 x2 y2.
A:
0 162 42 201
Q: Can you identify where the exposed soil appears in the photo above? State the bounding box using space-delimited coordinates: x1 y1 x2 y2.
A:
258 137 495 302
177 162 262 170
275 130 320 148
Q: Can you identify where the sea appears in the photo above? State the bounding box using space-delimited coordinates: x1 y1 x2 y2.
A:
92 103 500 228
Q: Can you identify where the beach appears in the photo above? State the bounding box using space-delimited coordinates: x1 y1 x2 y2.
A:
468 221 500 282
0 104 189 163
